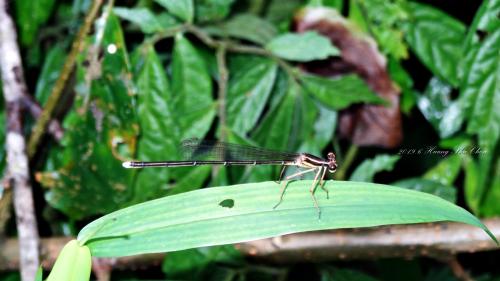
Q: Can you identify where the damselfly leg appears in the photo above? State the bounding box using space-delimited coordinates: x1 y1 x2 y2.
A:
273 167 317 209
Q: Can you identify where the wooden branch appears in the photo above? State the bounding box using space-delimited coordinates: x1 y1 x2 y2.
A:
27 0 104 158
0 1 40 280
0 220 498 271
236 218 500 263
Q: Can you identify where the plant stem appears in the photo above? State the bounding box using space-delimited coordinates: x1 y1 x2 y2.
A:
216 45 229 141
335 144 358 180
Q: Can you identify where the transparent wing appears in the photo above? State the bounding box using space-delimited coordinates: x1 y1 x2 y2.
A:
180 138 299 161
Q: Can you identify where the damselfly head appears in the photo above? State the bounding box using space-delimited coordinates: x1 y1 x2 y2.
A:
327 152 337 173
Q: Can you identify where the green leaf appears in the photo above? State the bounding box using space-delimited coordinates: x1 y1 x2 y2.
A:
41 14 138 219
253 82 316 151
207 14 277 45
132 46 177 202
171 34 216 141
403 2 466 86
350 155 400 182
155 0 194 23
265 32 340 62
459 0 500 216
417 77 463 138
195 0 235 22
463 155 480 213
15 0 55 45
423 155 461 186
46 240 91 281
392 178 456 203
35 45 66 105
388 58 415 114
265 0 302 29
113 7 174 33
77 181 496 257
35 267 43 281
350 0 409 59
300 74 387 110
227 56 277 133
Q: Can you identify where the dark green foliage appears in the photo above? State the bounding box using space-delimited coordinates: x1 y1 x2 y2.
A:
5 0 499 280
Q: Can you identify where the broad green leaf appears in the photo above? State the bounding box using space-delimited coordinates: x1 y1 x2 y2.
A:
195 0 235 22
417 77 463 138
15 0 55 45
35 45 66 105
46 240 91 281
253 82 316 151
77 181 496 257
403 2 466 86
41 14 138 219
460 28 500 206
207 14 277 45
227 56 277 133
393 178 456 203
265 32 340 62
252 84 296 151
298 102 337 156
423 155 461 186
172 34 216 142
300 74 387 110
114 7 175 33
132 46 177 202
350 155 400 182
155 0 194 23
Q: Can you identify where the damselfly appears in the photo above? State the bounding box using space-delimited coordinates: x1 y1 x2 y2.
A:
122 138 338 217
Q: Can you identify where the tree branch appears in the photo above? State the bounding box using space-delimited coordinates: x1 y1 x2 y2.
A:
0 1 40 279
0 220 499 271
27 0 104 158
236 218 500 263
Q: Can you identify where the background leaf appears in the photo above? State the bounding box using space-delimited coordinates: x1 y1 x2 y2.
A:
350 155 400 182
195 0 235 22
265 32 340 62
206 14 277 45
226 56 277 133
78 181 495 257
114 7 176 33
417 77 463 138
403 2 466 86
300 74 387 109
171 34 216 142
393 178 456 203
34 45 66 105
155 0 194 23
41 14 139 219
15 0 55 45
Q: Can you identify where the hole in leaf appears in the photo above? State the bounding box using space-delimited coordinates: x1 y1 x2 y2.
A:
219 199 235 208
476 30 488 42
